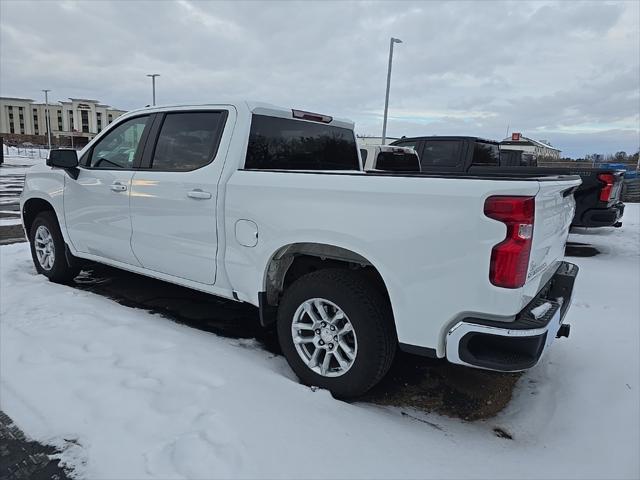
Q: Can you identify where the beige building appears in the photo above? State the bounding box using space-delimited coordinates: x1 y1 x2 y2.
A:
0 96 126 146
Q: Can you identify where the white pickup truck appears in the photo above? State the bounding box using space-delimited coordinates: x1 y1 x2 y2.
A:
21 101 580 397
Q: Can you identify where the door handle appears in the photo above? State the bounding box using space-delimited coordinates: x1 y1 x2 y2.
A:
187 189 212 200
110 182 127 192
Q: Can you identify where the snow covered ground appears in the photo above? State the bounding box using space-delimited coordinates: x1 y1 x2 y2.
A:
0 206 638 479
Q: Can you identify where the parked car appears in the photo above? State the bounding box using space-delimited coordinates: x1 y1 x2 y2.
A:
21 102 579 397
391 136 625 228
359 144 420 171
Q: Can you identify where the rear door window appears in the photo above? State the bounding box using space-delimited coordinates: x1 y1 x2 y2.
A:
150 111 227 171
245 115 359 170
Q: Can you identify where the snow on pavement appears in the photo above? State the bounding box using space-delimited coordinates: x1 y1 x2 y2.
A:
0 206 638 479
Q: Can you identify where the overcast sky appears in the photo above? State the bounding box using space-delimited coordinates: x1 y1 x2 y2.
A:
1 0 638 157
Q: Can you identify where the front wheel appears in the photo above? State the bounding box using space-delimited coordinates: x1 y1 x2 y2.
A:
277 269 396 398
29 211 80 283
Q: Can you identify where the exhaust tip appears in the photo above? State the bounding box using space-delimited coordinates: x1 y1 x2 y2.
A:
556 324 571 339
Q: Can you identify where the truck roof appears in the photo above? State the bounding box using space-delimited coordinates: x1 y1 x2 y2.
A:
118 101 355 130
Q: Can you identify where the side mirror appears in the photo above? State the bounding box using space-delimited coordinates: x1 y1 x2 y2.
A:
47 149 79 179
47 149 78 168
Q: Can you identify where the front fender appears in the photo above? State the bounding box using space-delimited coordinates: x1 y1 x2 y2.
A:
21 166 69 243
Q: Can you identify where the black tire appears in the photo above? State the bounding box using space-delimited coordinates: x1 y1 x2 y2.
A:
28 211 80 283
277 268 396 398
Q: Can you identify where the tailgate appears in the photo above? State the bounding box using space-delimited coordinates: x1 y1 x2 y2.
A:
527 179 581 283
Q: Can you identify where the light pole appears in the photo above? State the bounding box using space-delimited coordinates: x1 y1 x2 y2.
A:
146 74 160 106
382 37 402 145
42 89 52 150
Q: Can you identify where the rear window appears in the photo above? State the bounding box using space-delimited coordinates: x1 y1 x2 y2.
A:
375 151 420 171
245 115 359 170
420 141 461 169
473 142 499 166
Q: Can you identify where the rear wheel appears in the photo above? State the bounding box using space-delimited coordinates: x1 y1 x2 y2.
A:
277 269 396 398
29 211 80 283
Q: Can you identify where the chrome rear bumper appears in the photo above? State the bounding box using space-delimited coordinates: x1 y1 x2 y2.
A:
446 262 578 372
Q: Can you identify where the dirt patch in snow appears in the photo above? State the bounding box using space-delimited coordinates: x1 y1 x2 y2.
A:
362 352 521 421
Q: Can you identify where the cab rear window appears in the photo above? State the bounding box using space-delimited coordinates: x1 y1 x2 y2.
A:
245 115 359 170
376 151 420 171
473 142 500 165
421 141 461 169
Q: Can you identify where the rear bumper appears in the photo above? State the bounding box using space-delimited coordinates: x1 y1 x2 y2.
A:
574 202 624 227
445 261 578 372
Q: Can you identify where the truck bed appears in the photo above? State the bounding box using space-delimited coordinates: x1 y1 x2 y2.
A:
467 166 625 227
389 136 625 228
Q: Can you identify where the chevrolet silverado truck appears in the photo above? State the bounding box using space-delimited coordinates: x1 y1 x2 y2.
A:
21 102 580 397
391 136 625 228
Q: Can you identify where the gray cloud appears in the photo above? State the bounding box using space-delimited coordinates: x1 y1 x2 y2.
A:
1 0 638 157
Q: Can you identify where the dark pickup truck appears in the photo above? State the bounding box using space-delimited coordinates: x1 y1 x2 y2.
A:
390 136 625 228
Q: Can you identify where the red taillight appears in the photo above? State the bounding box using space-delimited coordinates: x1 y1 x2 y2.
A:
597 173 614 202
484 196 535 289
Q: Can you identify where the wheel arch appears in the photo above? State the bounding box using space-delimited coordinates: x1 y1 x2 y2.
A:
22 197 56 238
259 242 393 327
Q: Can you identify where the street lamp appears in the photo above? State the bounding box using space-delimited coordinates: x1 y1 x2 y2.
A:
381 37 402 144
42 89 52 150
146 74 160 106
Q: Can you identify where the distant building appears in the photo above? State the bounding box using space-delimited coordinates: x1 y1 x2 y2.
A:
500 133 561 160
0 96 126 147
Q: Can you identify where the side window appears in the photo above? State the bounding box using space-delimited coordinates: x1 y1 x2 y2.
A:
87 116 149 169
359 148 368 162
151 112 227 171
245 115 359 170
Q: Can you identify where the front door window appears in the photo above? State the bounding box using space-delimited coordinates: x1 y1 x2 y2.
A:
85 116 149 169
